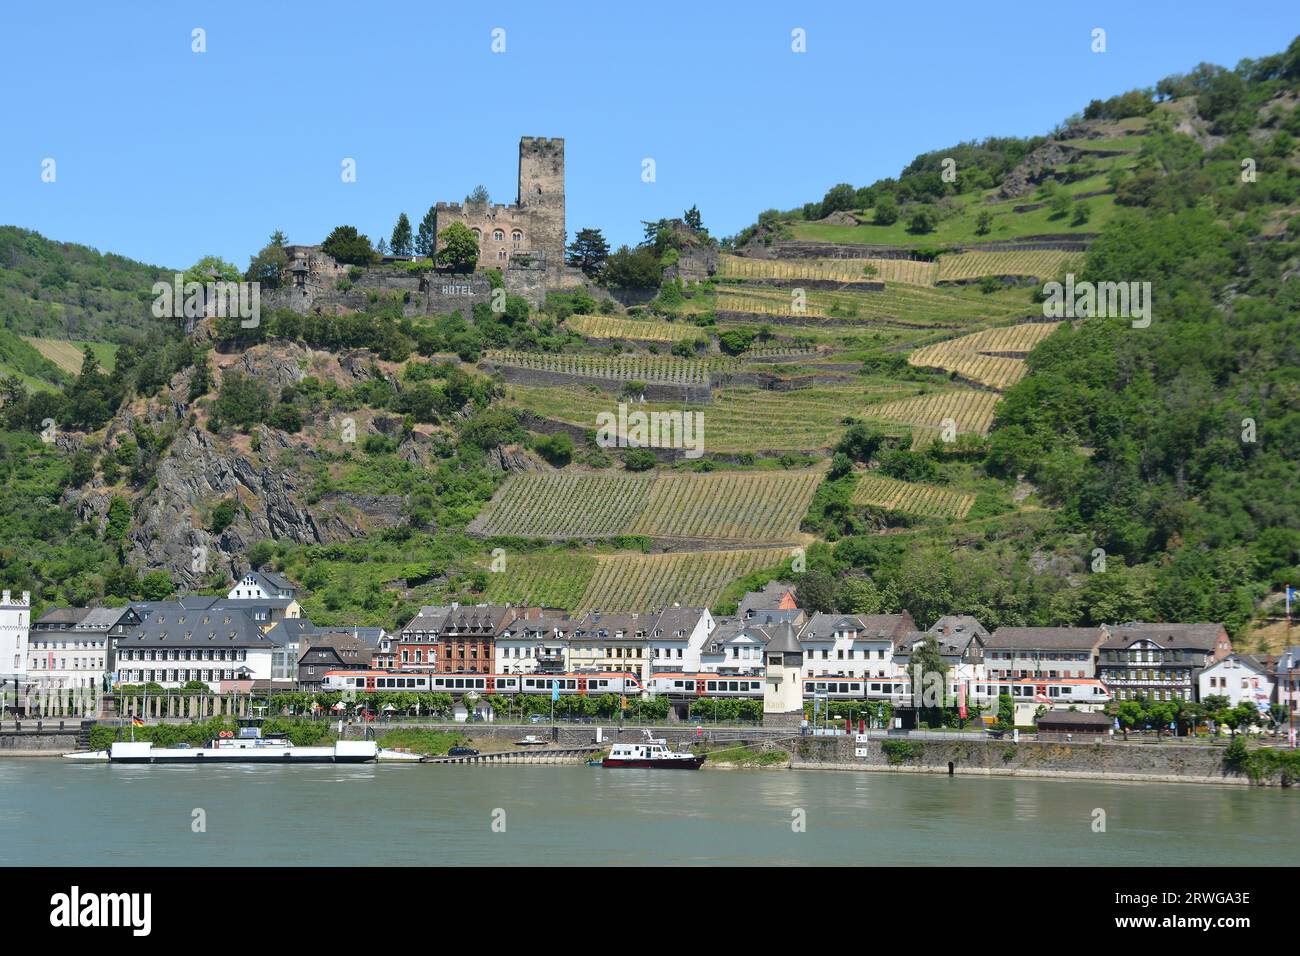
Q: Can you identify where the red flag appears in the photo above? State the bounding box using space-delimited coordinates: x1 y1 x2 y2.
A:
844 718 851 734
958 680 968 719
858 718 865 734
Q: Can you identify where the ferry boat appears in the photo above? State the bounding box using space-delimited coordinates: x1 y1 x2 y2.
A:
65 725 379 764
601 732 705 770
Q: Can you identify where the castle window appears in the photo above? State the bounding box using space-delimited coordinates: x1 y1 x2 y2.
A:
498 250 507 259
471 228 481 239
512 230 523 243
493 229 504 242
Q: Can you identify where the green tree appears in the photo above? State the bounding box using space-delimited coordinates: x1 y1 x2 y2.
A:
245 240 288 289
435 222 479 273
873 195 899 225
910 636 949 728
975 209 994 235
602 244 662 289
566 227 610 277
390 212 413 256
414 207 437 256
321 225 377 266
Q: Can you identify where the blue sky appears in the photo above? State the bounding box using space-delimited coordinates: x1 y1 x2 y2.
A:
1 1 1297 270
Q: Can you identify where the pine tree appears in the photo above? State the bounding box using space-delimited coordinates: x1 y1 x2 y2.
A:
415 206 437 257
376 237 389 255
390 213 413 256
566 227 610 277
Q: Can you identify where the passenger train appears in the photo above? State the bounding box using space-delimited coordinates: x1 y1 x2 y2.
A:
321 669 1110 708
321 670 644 697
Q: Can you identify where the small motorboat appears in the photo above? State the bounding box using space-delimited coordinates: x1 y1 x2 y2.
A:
601 731 705 769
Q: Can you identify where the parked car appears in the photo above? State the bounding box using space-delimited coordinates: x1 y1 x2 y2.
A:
528 714 547 724
447 746 479 757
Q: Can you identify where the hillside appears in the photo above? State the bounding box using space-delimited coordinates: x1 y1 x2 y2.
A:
1 37 1299 648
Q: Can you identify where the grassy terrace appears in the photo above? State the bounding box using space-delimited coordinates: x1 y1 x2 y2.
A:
503 381 926 453
482 545 792 612
469 470 822 543
714 281 1034 328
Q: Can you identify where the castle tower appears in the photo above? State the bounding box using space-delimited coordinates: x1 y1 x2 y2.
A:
517 137 565 270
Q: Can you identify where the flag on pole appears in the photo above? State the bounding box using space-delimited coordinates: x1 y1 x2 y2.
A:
1287 584 1297 618
551 679 560 703
958 680 968 719
132 717 144 727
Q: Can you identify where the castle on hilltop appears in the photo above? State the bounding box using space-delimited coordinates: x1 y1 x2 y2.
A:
273 136 577 316
433 136 567 279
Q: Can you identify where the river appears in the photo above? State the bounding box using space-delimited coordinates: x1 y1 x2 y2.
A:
1 761 1296 866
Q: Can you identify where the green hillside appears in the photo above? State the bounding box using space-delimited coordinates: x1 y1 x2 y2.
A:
1 37 1299 650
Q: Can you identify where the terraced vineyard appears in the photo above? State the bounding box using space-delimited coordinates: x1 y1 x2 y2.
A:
471 470 822 542
504 383 918 452
719 254 938 286
863 388 1002 436
577 547 792 611
629 470 823 541
482 550 599 608
566 314 703 343
908 322 1061 389
851 473 975 519
935 250 1081 282
468 473 656 537
487 350 728 384
715 282 1031 327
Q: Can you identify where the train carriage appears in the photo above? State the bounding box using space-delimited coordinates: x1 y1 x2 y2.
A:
321 670 643 697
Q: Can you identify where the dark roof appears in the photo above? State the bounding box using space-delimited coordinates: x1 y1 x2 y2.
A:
988 627 1107 651
257 571 297 592
651 606 709 635
123 608 274 649
299 633 371 668
216 598 296 611
1035 710 1112 728
766 621 802 656
927 615 990 640
401 605 455 633
738 581 796 617
263 618 319 647
34 606 141 630
1100 622 1227 652
132 597 222 618
801 612 913 641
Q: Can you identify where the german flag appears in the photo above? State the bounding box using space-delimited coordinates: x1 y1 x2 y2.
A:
132 718 145 727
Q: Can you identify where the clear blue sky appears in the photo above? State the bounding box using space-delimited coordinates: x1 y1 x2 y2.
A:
2 1 1296 270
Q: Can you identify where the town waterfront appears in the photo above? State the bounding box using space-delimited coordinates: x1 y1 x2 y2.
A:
2 761 1296 866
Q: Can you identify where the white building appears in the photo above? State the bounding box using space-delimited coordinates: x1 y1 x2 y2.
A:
495 615 570 674
115 606 276 691
700 619 772 675
27 605 141 690
228 571 298 602
648 607 715 673
0 590 31 691
798 612 915 680
1198 654 1273 715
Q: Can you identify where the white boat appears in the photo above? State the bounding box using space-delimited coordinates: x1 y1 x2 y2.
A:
64 725 378 764
601 731 705 769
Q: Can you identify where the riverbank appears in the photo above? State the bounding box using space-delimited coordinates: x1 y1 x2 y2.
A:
8 720 1293 788
789 735 1286 787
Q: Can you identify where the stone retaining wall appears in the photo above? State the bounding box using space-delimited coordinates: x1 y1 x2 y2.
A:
790 735 1260 786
